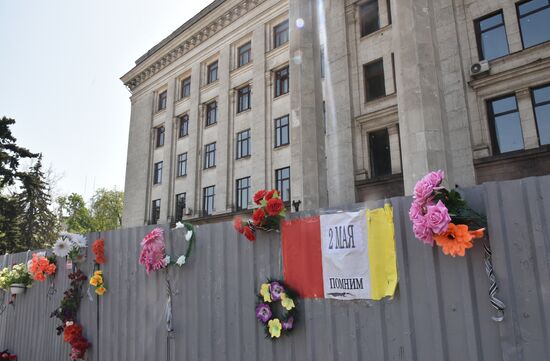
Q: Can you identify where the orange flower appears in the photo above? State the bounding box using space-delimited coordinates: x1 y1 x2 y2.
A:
92 239 106 264
433 223 485 257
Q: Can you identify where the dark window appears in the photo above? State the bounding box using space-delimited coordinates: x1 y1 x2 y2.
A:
181 77 191 98
275 115 290 147
156 126 165 147
517 0 550 49
158 90 167 111
386 0 392 24
275 167 291 203
274 20 289 48
360 0 380 37
153 161 163 185
151 199 161 224
364 58 386 101
474 11 509 61
179 114 189 138
237 85 251 113
274 67 289 97
206 101 217 126
369 128 392 177
177 153 187 177
203 186 215 215
236 177 251 211
236 129 251 159
320 48 325 78
204 142 216 169
391 53 397 93
532 83 550 145
488 95 524 154
238 42 252 67
175 193 186 221
207 61 218 84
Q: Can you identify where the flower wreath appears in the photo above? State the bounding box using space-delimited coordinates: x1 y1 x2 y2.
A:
255 280 297 339
139 223 195 274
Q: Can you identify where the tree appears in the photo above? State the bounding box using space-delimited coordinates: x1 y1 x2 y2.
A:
0 195 22 254
17 157 58 250
56 193 94 234
90 188 124 232
0 116 38 187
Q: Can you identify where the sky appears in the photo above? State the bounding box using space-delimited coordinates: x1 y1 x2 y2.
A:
0 0 213 200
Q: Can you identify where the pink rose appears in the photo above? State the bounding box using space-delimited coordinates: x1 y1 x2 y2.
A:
413 179 433 203
412 216 434 246
425 200 451 234
423 170 444 188
408 201 423 222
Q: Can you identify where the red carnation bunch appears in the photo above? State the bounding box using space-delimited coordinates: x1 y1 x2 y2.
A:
63 321 90 360
0 350 17 360
233 189 287 241
92 239 106 264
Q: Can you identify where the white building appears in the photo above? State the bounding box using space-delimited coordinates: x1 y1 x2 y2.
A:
121 0 550 227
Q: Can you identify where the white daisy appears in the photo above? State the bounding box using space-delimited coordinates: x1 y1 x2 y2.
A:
163 255 171 266
52 237 71 257
174 222 185 229
71 234 87 248
185 229 193 241
176 255 186 266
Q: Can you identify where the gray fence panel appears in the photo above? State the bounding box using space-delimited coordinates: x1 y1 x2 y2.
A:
1 176 550 360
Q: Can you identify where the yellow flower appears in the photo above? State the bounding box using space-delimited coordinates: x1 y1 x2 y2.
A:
280 293 295 311
94 270 103 276
260 283 272 303
268 319 282 338
95 285 106 295
89 275 101 287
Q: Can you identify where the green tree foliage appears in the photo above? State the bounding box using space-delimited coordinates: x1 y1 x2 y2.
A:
0 195 22 254
0 116 38 187
90 188 123 232
56 193 94 234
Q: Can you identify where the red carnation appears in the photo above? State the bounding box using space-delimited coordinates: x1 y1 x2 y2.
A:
265 198 284 216
253 190 268 205
265 189 279 201
252 208 266 226
243 226 256 241
233 216 244 234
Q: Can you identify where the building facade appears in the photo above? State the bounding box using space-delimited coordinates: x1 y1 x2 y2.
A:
121 0 550 227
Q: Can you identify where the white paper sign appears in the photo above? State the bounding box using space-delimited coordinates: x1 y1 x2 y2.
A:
320 210 370 300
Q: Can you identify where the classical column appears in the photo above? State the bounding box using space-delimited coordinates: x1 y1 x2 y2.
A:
394 0 476 192
187 62 202 217
160 80 177 223
216 45 231 212
516 88 539 149
289 0 329 210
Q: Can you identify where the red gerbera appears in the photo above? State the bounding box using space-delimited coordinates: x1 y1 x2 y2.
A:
253 190 268 205
265 198 284 216
243 226 256 241
252 208 266 226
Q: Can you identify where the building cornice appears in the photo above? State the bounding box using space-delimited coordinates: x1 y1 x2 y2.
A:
121 0 267 93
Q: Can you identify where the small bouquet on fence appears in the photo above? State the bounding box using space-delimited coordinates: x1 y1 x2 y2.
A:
28 253 57 282
52 232 88 263
0 263 33 296
0 350 17 360
233 189 287 241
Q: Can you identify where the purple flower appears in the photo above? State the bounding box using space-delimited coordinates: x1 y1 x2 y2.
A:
413 180 434 204
412 216 434 246
255 303 272 323
282 316 294 330
269 282 285 301
408 201 423 223
425 200 451 234
422 170 445 188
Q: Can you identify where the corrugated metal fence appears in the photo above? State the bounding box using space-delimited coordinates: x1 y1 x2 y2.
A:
1 176 549 360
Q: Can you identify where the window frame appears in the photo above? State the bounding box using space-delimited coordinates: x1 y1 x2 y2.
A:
238 41 252 67
274 66 289 98
204 142 216 169
516 0 550 49
274 115 290 148
364 58 386 102
181 77 191 99
237 85 251 113
158 90 167 111
177 152 188 177
178 114 189 138
368 128 392 178
153 161 163 185
487 94 524 155
474 10 510 61
151 199 161 224
155 126 165 147
236 129 251 159
359 0 380 37
273 20 289 48
275 167 291 203
206 101 218 127
531 83 550 146
202 186 215 216
175 193 186 221
235 177 251 211
207 61 219 84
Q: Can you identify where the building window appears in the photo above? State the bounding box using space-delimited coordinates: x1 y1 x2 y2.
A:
320 48 325 78
533 83 550 145
181 77 191 98
206 101 217 126
360 0 380 37
275 115 290 147
273 20 289 48
274 67 289 97
236 129 251 159
151 199 161 224
238 42 252 67
207 61 218 84
158 90 167 111
204 142 216 169
153 161 163 184
236 177 251 211
237 85 251 113
364 58 386 101
369 128 392 178
156 126 165 147
177 153 187 177
175 193 186 221
203 186 215 215
387 0 392 24
275 167 291 203
179 114 189 138
474 11 509 61
487 95 524 154
517 0 550 49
